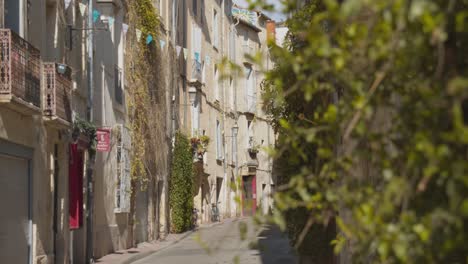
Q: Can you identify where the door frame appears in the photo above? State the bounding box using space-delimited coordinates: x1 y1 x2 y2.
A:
0 138 33 264
241 174 257 216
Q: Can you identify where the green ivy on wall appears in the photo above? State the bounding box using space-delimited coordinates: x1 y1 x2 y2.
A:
170 132 194 233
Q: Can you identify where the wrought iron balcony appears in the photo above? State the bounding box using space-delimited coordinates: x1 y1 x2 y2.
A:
0 29 41 114
43 62 72 126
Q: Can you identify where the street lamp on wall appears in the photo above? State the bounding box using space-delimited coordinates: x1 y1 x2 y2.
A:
56 63 69 75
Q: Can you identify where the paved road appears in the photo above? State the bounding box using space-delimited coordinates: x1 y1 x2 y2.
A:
132 218 297 264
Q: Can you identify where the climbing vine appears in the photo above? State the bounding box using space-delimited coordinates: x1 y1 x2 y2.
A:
126 0 161 188
169 132 194 233
125 0 176 242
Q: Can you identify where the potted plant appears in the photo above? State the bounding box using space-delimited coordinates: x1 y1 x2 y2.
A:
191 135 210 160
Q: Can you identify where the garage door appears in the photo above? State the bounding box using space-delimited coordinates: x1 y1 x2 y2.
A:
0 153 30 263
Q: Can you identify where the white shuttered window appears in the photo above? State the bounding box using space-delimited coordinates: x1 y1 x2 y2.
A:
213 9 219 48
115 124 131 213
216 120 223 160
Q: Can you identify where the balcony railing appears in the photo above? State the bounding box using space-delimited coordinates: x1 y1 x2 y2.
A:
0 29 41 112
43 63 72 124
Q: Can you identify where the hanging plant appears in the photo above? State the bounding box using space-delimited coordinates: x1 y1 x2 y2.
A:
73 117 97 155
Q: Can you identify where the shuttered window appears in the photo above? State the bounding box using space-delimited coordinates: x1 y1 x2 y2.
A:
213 9 219 48
115 124 131 213
192 23 202 80
192 93 200 136
229 29 236 61
245 66 256 112
214 65 220 101
216 120 223 160
193 0 197 16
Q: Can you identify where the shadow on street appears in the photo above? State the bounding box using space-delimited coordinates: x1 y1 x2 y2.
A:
257 225 298 264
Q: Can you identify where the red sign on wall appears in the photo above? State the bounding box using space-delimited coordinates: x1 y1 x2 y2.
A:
96 128 111 152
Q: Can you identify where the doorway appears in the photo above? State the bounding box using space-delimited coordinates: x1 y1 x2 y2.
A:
242 175 256 216
0 139 33 264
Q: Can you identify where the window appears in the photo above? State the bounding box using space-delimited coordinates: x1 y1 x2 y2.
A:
202 61 206 83
114 66 123 104
229 29 236 61
5 0 23 36
247 120 253 148
216 120 223 160
213 9 219 48
115 124 131 213
245 66 256 112
231 127 237 165
192 93 200 136
201 0 205 25
229 77 235 109
192 23 202 81
116 22 126 105
214 65 219 101
193 0 197 16
242 29 250 54
192 23 202 53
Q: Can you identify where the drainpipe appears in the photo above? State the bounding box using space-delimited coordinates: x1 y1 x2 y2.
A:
85 0 95 263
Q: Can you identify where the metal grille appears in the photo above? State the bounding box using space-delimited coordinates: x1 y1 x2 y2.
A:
0 29 40 107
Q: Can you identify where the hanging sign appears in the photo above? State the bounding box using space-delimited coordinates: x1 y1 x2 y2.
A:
96 128 111 152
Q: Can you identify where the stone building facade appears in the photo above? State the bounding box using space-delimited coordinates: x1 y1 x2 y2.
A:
174 0 277 223
0 0 276 263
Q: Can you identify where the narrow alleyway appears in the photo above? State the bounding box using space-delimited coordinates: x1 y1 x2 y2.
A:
131 218 297 264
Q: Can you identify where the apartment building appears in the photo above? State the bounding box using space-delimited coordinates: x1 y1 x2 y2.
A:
175 0 276 223
0 0 80 263
229 4 276 217
0 0 170 263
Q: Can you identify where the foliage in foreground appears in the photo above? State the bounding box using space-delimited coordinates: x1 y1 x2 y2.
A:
170 132 194 233
259 0 468 263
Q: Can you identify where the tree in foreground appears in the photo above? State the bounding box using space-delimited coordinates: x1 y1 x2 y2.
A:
258 0 468 262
